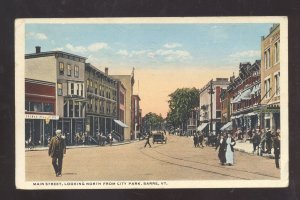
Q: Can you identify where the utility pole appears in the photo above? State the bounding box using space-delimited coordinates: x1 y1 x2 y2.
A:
208 79 215 135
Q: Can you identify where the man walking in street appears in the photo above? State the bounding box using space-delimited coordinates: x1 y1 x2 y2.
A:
252 130 261 154
265 129 272 154
144 133 151 148
273 129 281 169
48 130 66 177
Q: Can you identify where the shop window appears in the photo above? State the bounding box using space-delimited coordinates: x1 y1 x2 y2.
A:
31 102 43 112
25 101 29 111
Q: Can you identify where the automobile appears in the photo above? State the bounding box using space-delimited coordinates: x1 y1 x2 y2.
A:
152 132 167 144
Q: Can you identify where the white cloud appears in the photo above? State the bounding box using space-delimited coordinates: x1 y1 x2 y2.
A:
26 32 48 40
65 43 87 53
229 50 261 60
163 43 182 49
52 47 64 51
117 49 129 56
87 42 108 52
149 49 192 61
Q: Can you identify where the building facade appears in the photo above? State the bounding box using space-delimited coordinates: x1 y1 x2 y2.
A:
110 74 135 141
228 61 261 134
260 24 280 130
131 95 141 139
85 65 120 139
199 78 230 135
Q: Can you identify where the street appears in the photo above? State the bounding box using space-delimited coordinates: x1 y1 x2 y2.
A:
25 134 280 181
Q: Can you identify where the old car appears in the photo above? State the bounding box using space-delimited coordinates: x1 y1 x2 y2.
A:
152 132 167 144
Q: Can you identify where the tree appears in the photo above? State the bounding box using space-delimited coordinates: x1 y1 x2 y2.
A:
142 112 164 132
166 87 199 131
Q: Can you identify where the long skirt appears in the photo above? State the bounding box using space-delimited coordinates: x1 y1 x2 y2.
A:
226 145 234 164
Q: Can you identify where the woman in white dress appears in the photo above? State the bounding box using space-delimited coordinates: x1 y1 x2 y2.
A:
225 133 236 166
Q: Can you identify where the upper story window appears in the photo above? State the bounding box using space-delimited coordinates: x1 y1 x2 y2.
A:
264 48 270 69
67 64 72 76
70 83 74 95
74 65 79 77
86 79 90 88
57 83 63 96
59 62 64 75
264 78 271 98
275 72 280 96
274 41 280 64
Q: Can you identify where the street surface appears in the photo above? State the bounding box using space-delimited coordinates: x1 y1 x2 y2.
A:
25 134 280 181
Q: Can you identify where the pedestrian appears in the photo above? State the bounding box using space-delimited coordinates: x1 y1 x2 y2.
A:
199 132 204 148
109 133 113 146
273 129 280 169
252 130 261 154
265 129 272 154
48 130 66 177
144 133 152 148
215 133 227 165
259 129 266 155
193 133 199 148
225 133 236 166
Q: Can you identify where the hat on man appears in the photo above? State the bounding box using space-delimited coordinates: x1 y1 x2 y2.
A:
55 129 62 135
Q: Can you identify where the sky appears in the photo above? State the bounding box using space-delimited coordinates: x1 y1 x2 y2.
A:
25 23 272 117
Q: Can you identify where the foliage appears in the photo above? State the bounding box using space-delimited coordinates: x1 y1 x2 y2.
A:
142 112 164 132
166 87 199 130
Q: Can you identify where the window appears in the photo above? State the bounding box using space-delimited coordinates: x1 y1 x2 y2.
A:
57 83 63 96
74 65 79 77
43 103 54 113
59 62 64 75
31 102 43 112
264 48 270 69
275 73 280 96
25 101 29 111
70 83 74 95
67 64 72 76
69 101 73 117
275 41 280 64
75 102 79 117
90 80 93 88
95 82 98 94
264 78 271 98
81 84 84 96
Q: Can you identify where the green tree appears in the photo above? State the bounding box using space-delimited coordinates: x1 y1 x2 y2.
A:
142 112 164 132
166 87 199 131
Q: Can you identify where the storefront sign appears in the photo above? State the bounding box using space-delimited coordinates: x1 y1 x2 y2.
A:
25 114 59 120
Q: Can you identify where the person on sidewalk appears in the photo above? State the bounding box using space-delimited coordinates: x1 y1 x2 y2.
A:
259 129 267 156
144 133 151 148
215 133 227 165
193 133 199 148
273 130 281 169
252 131 261 154
225 133 236 166
48 130 66 177
265 129 273 154
109 133 113 146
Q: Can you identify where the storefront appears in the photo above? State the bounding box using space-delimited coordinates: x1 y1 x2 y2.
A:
25 114 59 146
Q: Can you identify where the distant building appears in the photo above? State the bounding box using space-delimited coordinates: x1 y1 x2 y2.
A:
260 24 280 130
199 78 230 135
131 95 141 139
110 72 135 141
85 64 119 139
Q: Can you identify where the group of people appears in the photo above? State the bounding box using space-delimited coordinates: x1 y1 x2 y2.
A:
193 132 205 148
215 133 236 166
251 128 281 169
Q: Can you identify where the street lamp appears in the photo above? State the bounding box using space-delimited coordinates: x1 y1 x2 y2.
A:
208 79 215 135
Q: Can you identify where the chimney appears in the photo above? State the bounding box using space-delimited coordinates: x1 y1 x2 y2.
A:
35 46 41 54
105 67 108 76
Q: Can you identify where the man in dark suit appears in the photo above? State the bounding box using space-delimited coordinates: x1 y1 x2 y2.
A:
48 130 66 177
273 130 281 169
144 133 151 148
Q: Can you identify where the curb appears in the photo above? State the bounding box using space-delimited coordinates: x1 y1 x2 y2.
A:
25 140 142 152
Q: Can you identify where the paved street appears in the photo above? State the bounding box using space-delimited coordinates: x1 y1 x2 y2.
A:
26 134 280 181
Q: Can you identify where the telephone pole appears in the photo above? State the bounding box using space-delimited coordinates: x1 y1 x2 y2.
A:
208 79 215 134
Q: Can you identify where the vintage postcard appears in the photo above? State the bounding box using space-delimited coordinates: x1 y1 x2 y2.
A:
15 17 288 189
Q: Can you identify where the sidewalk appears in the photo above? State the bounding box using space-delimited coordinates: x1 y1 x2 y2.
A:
234 140 274 159
25 139 142 151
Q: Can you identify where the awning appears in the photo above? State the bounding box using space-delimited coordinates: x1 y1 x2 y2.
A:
245 112 256 117
240 88 251 100
197 123 208 131
220 122 232 131
114 119 128 128
231 93 241 103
